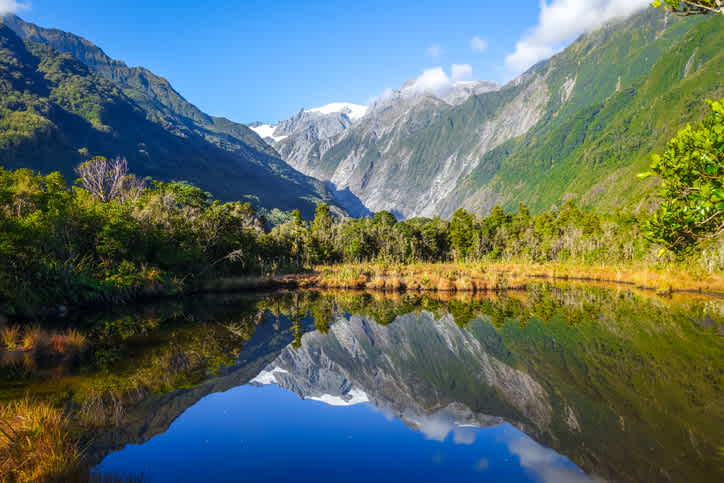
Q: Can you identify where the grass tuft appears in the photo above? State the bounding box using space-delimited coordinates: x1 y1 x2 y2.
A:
0 397 82 481
0 325 19 350
22 325 48 352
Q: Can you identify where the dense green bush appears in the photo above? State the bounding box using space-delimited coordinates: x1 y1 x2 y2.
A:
0 166 265 313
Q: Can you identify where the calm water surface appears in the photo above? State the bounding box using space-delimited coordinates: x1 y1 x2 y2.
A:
1 285 722 482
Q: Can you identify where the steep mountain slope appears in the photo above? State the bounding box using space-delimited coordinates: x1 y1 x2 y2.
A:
1 14 276 158
260 80 499 217
0 19 344 218
256 10 721 219
443 10 724 216
250 103 367 174
415 11 720 218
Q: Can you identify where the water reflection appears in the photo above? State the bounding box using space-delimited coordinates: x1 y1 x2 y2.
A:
0 285 722 482
96 384 592 483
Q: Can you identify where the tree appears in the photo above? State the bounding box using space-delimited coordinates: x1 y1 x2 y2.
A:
652 0 723 15
75 156 129 203
373 210 397 227
290 209 305 268
640 98 724 252
310 203 336 263
448 208 474 259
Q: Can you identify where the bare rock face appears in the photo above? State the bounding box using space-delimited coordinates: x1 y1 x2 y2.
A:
252 73 551 219
421 75 550 218
273 109 359 175
252 80 504 219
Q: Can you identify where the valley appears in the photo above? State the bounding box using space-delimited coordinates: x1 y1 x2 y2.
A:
0 2 723 482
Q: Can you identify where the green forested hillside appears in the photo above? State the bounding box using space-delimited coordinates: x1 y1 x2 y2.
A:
0 22 342 218
446 11 724 214
1 14 275 157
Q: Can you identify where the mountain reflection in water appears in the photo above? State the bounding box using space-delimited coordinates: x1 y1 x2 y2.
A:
1 285 722 482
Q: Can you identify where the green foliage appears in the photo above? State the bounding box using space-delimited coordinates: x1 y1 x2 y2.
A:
2 156 722 316
0 165 268 313
448 208 474 259
448 10 723 215
642 98 724 252
653 0 723 15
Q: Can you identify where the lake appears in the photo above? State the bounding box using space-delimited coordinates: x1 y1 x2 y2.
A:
1 284 722 482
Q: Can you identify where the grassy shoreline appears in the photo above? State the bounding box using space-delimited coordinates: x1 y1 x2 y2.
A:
4 261 723 319
309 262 724 296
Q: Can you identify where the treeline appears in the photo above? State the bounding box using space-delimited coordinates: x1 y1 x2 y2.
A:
287 202 655 266
1 154 722 313
0 162 267 313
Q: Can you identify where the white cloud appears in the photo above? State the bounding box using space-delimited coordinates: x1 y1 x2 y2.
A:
505 0 650 73
411 67 451 93
451 64 473 82
366 87 394 105
506 43 556 73
426 44 444 57
452 427 476 445
405 65 476 95
369 64 476 106
508 437 599 483
0 1 28 15
470 36 488 53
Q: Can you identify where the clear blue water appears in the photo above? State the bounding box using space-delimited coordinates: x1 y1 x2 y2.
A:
94 383 589 482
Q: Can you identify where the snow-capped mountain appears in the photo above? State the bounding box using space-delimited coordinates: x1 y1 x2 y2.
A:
249 80 499 218
250 102 368 144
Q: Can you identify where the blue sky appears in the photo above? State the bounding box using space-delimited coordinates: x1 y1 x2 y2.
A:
6 0 651 124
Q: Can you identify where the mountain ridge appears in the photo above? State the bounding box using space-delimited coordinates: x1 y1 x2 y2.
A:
246 10 722 219
0 14 276 158
0 16 352 218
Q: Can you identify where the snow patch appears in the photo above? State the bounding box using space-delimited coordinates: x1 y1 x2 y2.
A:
250 124 288 142
307 102 368 121
250 366 289 385
307 387 369 406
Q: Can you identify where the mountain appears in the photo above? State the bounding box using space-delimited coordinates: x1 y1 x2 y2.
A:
0 16 347 218
251 103 368 143
252 312 549 436
254 80 499 218
254 10 723 219
441 10 724 217
250 103 367 176
1 14 276 158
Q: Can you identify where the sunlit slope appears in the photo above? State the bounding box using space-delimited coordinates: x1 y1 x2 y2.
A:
445 12 723 215
0 22 344 217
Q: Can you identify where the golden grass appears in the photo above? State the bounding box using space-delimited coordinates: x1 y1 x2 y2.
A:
21 325 48 352
0 325 88 361
50 329 87 355
312 262 724 295
0 326 19 350
0 397 81 482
